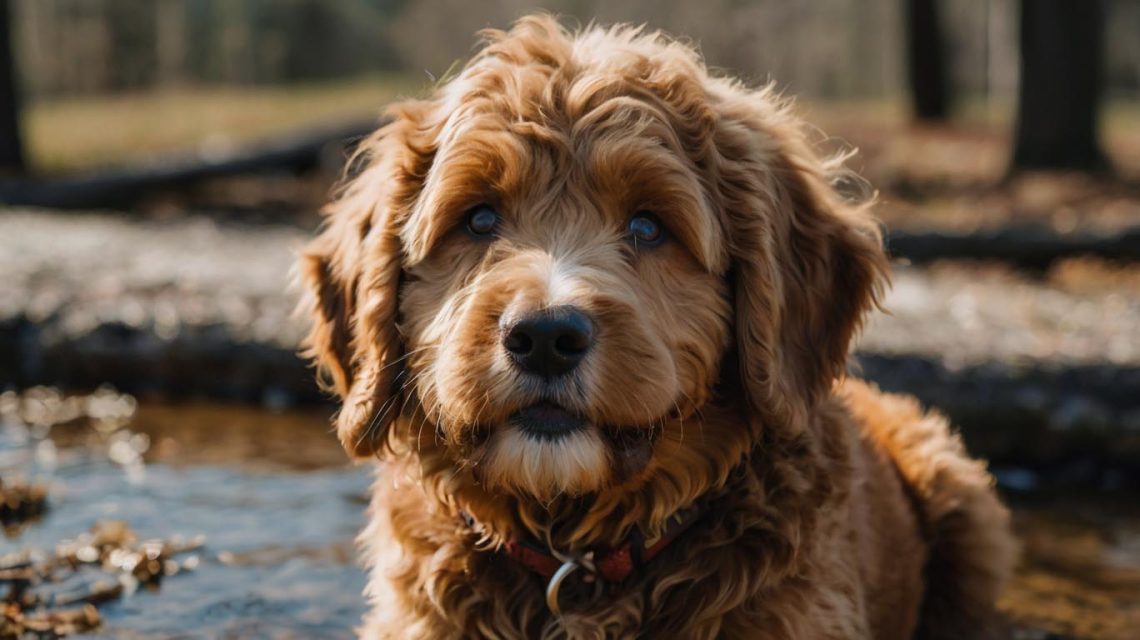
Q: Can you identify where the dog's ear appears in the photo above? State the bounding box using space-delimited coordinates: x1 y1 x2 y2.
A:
297 103 435 458
712 88 888 435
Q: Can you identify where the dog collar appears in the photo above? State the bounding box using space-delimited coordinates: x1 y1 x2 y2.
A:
460 503 705 615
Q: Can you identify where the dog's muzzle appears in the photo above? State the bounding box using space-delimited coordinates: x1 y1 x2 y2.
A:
508 402 588 440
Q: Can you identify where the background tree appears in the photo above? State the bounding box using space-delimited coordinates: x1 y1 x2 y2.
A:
0 0 24 174
1011 0 1108 172
904 0 951 121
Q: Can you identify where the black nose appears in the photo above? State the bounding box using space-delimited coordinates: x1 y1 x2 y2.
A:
502 306 594 378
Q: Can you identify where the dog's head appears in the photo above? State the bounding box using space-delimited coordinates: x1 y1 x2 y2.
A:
298 16 886 503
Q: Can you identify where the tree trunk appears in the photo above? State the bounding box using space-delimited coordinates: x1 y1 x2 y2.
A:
1011 0 1108 172
0 0 25 174
156 0 187 87
904 0 951 121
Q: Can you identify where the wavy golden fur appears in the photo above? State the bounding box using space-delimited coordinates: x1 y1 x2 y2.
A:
297 15 1015 639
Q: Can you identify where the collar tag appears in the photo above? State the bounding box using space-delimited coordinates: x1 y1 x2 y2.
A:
544 559 578 616
545 551 605 616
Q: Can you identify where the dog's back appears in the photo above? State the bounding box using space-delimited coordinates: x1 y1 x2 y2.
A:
841 379 1017 639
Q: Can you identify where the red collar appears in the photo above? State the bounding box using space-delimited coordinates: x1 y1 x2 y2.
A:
462 503 705 584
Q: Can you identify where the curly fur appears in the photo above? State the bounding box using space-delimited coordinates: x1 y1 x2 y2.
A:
297 15 1015 639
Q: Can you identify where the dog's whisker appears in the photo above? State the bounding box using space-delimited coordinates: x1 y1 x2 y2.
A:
672 397 685 445
359 365 427 455
633 395 660 440
472 390 493 429
676 390 709 445
392 368 431 451
363 369 415 448
355 388 397 453
377 344 437 375
414 380 443 451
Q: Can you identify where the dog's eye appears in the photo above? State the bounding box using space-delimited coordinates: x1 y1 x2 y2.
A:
627 212 664 247
465 205 500 237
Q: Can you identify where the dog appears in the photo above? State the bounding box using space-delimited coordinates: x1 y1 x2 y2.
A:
297 15 1015 639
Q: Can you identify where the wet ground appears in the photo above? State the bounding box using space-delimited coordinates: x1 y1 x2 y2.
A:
1005 496 1140 639
3 210 1138 371
0 388 1137 639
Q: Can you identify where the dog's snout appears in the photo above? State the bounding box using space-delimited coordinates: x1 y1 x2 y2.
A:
503 306 594 378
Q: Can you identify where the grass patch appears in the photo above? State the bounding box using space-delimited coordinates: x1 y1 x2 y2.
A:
24 74 429 173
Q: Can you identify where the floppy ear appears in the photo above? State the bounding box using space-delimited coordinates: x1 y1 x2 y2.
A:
713 88 888 436
297 103 435 458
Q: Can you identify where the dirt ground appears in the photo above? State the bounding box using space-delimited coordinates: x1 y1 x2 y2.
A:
3 211 1136 370
803 101 1140 235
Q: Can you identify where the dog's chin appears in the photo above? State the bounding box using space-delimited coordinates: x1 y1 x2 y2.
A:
478 404 613 500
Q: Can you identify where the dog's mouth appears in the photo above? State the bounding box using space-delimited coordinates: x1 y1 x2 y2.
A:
503 401 658 479
508 402 589 441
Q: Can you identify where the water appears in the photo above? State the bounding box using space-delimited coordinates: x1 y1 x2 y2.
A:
0 388 1137 639
0 388 369 638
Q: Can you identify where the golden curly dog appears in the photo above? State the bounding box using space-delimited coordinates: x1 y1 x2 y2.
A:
298 15 1015 639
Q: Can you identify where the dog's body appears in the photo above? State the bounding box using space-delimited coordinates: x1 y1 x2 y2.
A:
356 379 1009 639
298 16 1014 639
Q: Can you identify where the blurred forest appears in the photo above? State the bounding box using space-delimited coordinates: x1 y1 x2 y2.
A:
8 0 1140 101
0 1 1135 224
0 0 1135 183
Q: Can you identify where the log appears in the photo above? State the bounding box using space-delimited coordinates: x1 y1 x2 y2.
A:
887 225 1140 268
0 119 376 209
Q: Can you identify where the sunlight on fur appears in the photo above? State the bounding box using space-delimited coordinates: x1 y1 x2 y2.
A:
482 427 612 499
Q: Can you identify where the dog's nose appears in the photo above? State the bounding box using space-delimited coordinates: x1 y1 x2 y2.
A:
502 306 594 378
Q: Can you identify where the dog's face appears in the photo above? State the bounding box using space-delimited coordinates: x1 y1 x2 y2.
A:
299 17 886 503
398 112 732 497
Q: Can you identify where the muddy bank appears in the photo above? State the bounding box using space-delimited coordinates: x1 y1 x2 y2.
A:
0 211 315 406
1 210 1138 483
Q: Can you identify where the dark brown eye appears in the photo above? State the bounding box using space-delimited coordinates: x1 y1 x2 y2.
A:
627 212 663 246
466 205 499 237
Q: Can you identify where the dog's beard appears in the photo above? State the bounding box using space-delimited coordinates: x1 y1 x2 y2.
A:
479 426 612 500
